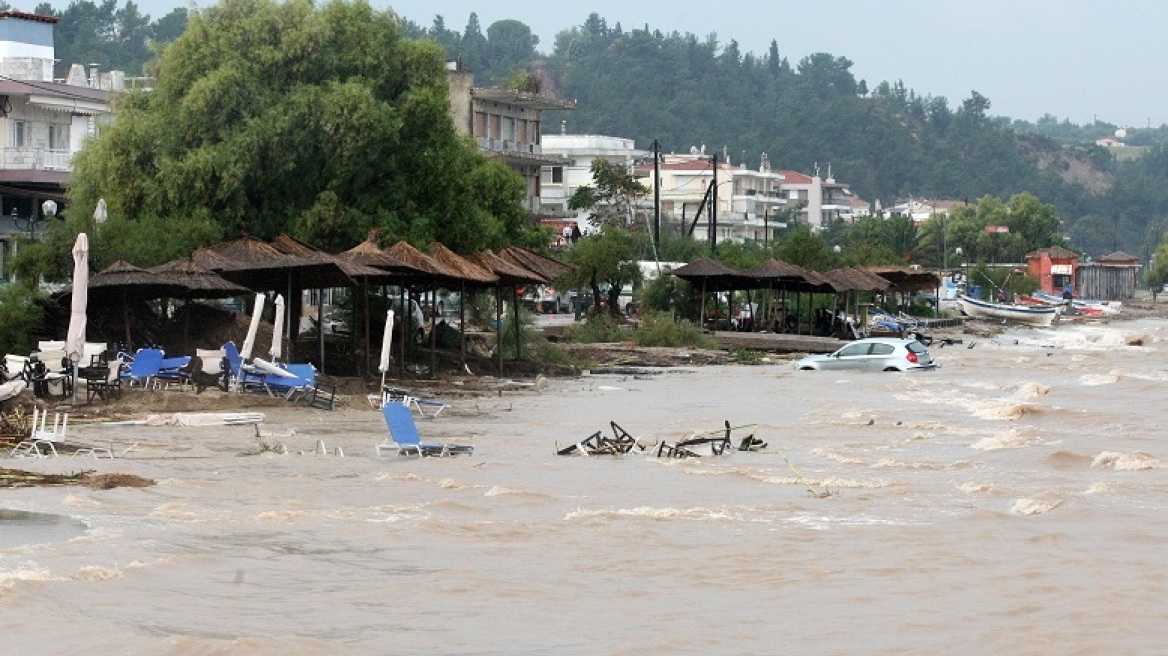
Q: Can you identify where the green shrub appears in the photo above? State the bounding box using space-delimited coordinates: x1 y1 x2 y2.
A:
560 313 629 343
0 283 46 356
632 311 717 349
729 348 767 364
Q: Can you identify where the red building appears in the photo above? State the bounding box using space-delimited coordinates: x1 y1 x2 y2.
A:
1025 245 1079 294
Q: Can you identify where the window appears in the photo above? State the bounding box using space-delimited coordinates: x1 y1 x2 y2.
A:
869 343 895 356
551 166 563 184
48 124 67 150
11 120 25 148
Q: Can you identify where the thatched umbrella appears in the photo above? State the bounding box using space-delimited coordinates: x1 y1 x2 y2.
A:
498 245 575 282
469 249 549 374
429 242 499 372
670 257 745 328
375 241 463 375
88 260 186 348
149 258 250 351
270 233 387 370
740 258 818 332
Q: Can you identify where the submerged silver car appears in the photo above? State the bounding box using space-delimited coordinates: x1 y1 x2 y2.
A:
793 337 936 372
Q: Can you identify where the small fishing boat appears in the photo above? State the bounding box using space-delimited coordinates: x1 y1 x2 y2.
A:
1032 290 1121 316
957 295 1059 326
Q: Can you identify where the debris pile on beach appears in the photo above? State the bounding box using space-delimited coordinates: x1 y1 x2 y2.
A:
0 467 154 489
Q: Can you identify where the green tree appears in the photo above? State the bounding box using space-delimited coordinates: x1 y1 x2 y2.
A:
568 158 649 229
65 0 531 272
1147 236 1168 301
561 228 640 316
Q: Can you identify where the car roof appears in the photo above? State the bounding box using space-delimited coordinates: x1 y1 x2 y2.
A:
855 337 916 345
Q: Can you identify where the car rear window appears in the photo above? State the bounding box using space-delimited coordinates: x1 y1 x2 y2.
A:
906 342 928 354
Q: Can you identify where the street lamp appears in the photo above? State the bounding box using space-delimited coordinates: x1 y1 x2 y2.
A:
13 200 56 240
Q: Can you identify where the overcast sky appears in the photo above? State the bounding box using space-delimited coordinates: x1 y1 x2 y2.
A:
128 0 1165 127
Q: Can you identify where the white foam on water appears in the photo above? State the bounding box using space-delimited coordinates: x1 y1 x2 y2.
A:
1092 451 1161 471
971 427 1036 451
1080 370 1122 386
1012 497 1063 515
565 505 740 522
954 481 996 493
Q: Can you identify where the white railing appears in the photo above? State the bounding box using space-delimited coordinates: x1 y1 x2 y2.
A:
2 148 73 172
42 150 72 171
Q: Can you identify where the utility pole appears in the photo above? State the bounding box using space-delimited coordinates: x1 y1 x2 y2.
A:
710 153 718 254
652 139 661 253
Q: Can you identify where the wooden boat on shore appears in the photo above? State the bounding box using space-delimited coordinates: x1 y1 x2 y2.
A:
957 295 1059 326
1032 290 1121 316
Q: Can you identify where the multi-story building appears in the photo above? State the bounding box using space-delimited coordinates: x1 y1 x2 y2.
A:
638 150 786 245
777 166 859 228
0 10 119 279
539 131 648 237
446 62 575 215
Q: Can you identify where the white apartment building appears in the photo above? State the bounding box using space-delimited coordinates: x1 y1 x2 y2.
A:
776 166 859 228
539 131 649 232
637 150 786 245
0 10 118 279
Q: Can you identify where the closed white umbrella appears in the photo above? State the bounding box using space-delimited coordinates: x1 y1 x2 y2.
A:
66 233 89 402
378 309 394 392
240 293 265 361
270 294 285 361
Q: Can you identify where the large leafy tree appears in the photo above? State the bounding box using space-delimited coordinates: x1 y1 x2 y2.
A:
567 158 648 229
66 0 531 268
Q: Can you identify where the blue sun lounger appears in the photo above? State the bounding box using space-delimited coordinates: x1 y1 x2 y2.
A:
376 402 473 457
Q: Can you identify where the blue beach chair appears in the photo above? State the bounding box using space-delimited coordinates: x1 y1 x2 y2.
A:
376 402 473 457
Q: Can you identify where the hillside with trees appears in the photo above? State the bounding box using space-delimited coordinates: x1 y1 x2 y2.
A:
406 10 1168 264
31 2 1168 267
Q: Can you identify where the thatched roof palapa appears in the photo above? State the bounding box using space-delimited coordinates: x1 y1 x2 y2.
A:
148 258 250 297
468 249 548 285
270 233 387 283
865 265 939 292
670 257 746 292
88 260 187 298
383 240 458 280
428 242 499 286
337 231 423 276
497 245 574 282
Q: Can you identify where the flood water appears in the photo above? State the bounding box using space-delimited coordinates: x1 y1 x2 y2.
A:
2 318 1167 655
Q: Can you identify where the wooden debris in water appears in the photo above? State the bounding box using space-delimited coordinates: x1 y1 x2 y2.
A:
0 467 155 489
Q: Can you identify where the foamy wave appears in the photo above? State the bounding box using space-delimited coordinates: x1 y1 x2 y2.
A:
565 506 739 522
871 458 950 470
483 486 553 499
1086 481 1123 494
1012 498 1063 515
1092 451 1161 470
973 403 1044 421
812 448 866 465
72 565 122 582
256 510 308 521
971 428 1034 451
1080 371 1122 386
817 476 896 489
0 564 123 593
1013 381 1050 398
954 481 995 493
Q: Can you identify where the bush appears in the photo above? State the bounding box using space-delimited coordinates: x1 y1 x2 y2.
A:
632 311 717 349
0 284 46 356
560 313 629 343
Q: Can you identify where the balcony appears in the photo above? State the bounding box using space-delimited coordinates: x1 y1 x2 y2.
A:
2 148 73 173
